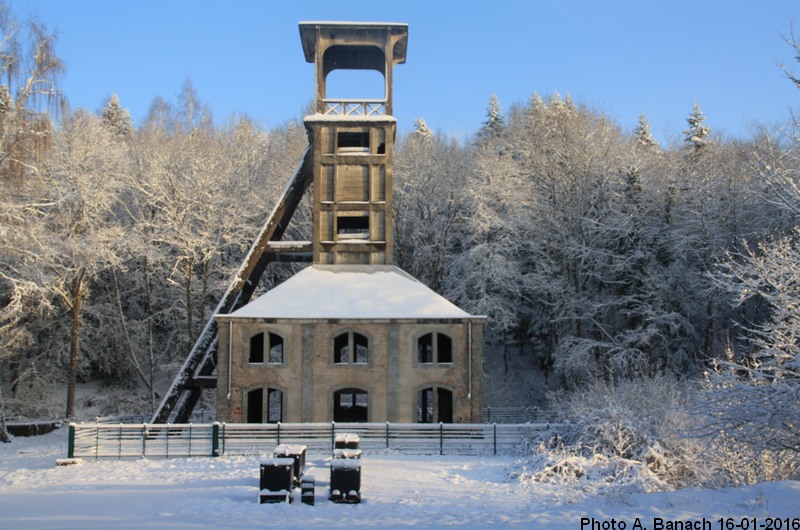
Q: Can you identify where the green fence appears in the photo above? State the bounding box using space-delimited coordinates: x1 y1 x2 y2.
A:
68 421 558 459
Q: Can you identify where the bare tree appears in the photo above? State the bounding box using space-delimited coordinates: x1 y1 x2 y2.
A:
701 27 800 482
0 1 63 184
0 0 63 437
44 109 129 418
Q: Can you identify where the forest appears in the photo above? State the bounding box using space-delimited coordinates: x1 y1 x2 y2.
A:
0 4 798 486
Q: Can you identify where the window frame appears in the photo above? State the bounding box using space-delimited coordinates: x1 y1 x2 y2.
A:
332 330 370 365
247 330 286 366
416 331 454 366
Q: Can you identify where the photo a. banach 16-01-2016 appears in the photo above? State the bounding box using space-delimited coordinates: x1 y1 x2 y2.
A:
581 517 800 530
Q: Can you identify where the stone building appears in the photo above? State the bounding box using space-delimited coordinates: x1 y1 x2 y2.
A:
214 22 484 424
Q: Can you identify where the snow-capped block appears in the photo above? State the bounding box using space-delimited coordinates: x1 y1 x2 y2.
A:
330 458 361 470
259 457 295 466
259 458 295 504
333 449 362 459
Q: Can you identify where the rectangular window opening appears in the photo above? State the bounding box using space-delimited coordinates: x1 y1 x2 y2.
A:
337 131 370 154
337 215 370 240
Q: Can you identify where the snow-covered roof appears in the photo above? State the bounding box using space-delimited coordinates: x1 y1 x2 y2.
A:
221 265 480 320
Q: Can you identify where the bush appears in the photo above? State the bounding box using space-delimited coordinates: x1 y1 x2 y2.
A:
527 376 715 490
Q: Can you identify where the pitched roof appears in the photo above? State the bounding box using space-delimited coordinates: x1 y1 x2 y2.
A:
221 265 478 320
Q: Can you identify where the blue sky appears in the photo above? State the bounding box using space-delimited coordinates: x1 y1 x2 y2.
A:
11 0 800 145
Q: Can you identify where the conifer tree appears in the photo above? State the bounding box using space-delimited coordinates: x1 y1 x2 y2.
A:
684 102 710 152
634 112 659 149
479 93 504 140
101 93 133 138
413 117 433 138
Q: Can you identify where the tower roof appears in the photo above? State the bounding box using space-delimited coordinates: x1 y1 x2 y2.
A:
220 265 480 320
298 21 409 65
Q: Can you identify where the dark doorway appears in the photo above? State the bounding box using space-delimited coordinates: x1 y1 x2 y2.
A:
247 388 263 423
437 388 454 423
333 388 368 422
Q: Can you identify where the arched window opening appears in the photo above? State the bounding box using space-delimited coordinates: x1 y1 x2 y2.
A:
334 333 349 363
437 334 453 364
418 333 433 364
333 388 368 422
249 333 264 363
417 332 453 364
354 333 368 364
247 387 283 423
417 387 453 423
333 331 369 364
250 331 285 364
268 332 284 364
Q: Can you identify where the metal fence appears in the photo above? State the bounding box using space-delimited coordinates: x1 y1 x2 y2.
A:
482 407 553 424
68 421 560 459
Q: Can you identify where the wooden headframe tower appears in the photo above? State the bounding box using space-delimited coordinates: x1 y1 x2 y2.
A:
301 22 408 265
153 22 408 423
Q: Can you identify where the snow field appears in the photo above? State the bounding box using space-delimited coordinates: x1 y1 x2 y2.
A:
1 428 798 530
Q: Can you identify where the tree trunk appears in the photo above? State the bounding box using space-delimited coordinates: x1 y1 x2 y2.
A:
112 266 156 394
503 329 510 375
184 257 194 354
65 268 86 419
145 257 156 414
200 259 209 333
0 384 10 443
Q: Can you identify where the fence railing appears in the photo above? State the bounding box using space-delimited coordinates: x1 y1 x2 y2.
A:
68 422 560 459
482 407 553 424
322 99 387 116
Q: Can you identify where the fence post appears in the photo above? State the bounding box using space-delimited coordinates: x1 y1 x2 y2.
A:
118 424 123 459
212 423 220 456
385 421 390 449
68 423 75 458
277 422 281 446
439 422 444 456
94 423 99 459
493 423 497 456
143 424 147 457
331 421 335 452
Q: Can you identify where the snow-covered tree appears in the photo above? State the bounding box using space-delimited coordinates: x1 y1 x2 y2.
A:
0 2 63 184
684 102 711 152
702 41 800 480
0 0 64 434
101 93 132 138
412 117 433 138
394 127 470 293
477 93 504 141
780 23 800 90
45 109 130 418
705 231 800 481
633 112 659 150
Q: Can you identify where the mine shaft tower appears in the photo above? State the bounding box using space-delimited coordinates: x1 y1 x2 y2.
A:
153 22 409 423
301 22 408 265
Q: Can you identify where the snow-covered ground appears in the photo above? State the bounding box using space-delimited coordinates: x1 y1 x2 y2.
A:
1 428 798 530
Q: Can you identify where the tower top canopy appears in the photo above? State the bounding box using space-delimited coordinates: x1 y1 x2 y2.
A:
299 21 408 67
